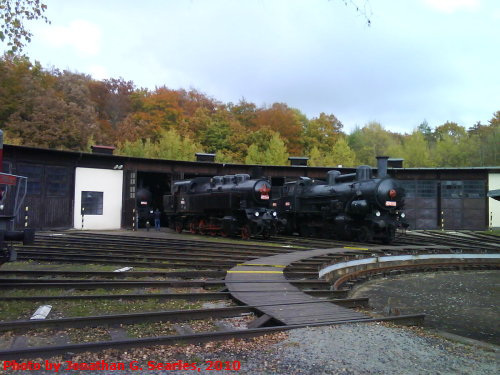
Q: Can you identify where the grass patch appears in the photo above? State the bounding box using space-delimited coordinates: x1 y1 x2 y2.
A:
0 299 204 321
479 229 500 236
125 321 176 338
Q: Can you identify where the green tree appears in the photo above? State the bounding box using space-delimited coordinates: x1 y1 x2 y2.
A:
467 113 499 166
1 0 50 54
245 132 289 165
348 122 402 165
117 129 202 161
400 130 434 167
308 137 357 167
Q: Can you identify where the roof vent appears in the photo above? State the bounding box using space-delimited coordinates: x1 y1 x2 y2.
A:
388 158 404 168
288 157 308 166
195 153 216 162
91 145 115 155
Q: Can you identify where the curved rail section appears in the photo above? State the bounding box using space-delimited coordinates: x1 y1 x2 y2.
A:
225 248 371 326
319 253 500 290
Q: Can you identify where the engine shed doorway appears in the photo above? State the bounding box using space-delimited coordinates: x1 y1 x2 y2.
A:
135 171 170 228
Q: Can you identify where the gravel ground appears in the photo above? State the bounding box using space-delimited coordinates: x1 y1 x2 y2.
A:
3 323 498 375
350 270 500 345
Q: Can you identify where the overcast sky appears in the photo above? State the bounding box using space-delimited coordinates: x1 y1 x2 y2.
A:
19 0 500 134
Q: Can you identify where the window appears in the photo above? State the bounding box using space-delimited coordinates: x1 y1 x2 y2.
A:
17 164 43 195
463 180 485 198
441 181 463 198
399 181 416 198
46 167 69 196
81 191 103 215
129 172 136 199
416 181 437 198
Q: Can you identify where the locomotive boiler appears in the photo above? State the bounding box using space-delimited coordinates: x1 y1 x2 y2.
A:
274 156 407 243
163 174 279 239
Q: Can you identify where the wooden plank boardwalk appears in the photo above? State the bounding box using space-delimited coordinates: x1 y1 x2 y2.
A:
225 247 371 326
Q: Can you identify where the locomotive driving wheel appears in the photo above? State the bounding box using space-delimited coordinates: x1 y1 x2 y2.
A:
241 224 251 240
382 227 396 244
356 226 373 243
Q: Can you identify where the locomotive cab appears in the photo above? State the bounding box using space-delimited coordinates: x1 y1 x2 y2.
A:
0 172 35 264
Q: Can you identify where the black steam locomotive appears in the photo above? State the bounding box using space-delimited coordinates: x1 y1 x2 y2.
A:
0 131 35 265
163 174 279 239
274 157 407 243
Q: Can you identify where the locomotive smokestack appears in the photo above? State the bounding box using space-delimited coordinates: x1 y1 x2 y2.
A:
376 156 389 178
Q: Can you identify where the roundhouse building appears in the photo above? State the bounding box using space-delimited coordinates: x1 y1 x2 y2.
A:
4 144 499 231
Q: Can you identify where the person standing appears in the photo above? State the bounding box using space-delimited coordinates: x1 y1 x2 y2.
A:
154 208 161 231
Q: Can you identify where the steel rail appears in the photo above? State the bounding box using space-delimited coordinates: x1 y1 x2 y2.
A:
14 255 316 272
0 290 349 301
0 314 425 360
0 279 329 289
19 243 288 259
0 270 317 279
0 298 369 331
38 232 295 252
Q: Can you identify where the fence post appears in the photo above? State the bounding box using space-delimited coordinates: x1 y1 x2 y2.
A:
81 207 85 230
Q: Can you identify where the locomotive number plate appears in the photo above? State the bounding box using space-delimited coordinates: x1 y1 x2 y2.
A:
385 201 397 206
261 194 270 200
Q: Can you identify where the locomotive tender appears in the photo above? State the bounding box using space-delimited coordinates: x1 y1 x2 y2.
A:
163 174 279 239
274 156 407 243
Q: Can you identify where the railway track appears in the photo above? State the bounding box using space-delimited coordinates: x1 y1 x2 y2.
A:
0 230 497 360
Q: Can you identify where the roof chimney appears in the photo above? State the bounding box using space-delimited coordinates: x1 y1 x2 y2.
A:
195 153 216 162
288 157 308 166
91 145 115 155
388 158 404 168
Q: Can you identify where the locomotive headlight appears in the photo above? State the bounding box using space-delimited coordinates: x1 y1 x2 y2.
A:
254 212 260 217
0 204 3 210
272 211 277 217
400 212 406 218
375 210 381 217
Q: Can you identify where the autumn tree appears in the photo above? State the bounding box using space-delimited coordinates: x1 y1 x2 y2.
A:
255 103 303 155
0 0 50 53
87 77 135 144
302 112 343 154
228 99 258 129
5 69 97 150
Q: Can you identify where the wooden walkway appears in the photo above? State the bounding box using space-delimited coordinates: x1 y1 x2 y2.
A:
225 248 371 326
